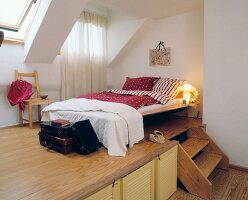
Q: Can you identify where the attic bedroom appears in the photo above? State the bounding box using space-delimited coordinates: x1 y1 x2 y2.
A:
0 0 247 200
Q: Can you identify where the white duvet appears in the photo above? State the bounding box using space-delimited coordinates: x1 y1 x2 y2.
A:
41 98 144 156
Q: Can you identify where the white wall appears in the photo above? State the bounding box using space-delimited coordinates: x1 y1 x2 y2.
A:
109 11 204 106
0 43 61 127
204 0 248 167
107 10 146 64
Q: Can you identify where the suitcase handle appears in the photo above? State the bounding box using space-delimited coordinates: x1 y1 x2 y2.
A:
43 139 53 149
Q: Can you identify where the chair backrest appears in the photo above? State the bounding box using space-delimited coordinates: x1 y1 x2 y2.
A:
15 70 41 98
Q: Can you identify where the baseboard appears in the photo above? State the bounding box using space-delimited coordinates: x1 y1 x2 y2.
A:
230 164 248 172
0 123 22 129
0 121 40 129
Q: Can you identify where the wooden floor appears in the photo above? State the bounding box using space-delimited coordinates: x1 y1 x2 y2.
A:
0 121 178 200
170 168 248 200
1 119 247 200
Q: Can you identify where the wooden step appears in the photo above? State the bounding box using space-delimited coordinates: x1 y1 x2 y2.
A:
144 117 200 140
194 151 223 177
181 138 209 158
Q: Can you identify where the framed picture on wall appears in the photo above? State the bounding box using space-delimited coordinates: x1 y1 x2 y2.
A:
149 47 171 66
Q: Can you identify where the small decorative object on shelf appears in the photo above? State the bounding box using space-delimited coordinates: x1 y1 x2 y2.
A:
189 90 199 104
40 94 48 99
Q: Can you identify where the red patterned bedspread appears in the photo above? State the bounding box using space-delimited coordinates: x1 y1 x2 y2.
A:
78 92 157 109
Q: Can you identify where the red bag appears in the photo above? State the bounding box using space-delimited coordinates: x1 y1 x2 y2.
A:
7 80 33 111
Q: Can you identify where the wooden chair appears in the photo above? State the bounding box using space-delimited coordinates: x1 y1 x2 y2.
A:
15 70 53 128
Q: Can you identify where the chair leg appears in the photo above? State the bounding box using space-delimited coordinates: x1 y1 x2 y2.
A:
38 105 41 122
19 107 23 125
28 104 33 129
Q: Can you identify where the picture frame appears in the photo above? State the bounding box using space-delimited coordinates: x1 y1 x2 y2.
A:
149 47 171 66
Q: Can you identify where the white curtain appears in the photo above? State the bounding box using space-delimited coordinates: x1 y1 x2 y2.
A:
60 11 107 100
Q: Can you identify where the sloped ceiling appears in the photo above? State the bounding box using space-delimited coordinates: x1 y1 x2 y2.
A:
24 0 203 64
92 0 203 19
24 0 89 64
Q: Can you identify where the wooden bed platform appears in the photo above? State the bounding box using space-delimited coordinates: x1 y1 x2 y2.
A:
141 103 188 116
0 117 198 200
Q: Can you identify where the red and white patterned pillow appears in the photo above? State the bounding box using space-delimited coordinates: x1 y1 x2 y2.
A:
122 77 158 91
153 78 186 98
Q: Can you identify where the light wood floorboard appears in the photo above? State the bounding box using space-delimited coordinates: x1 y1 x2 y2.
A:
0 122 178 200
170 168 248 200
2 121 247 200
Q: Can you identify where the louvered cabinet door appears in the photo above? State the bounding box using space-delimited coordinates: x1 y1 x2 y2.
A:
155 145 177 200
86 180 120 200
121 160 154 200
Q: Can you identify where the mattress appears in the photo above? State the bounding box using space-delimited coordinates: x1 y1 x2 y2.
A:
138 98 183 113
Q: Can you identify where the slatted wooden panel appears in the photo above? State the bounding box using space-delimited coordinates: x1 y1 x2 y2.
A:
121 160 154 200
155 145 177 200
86 180 120 200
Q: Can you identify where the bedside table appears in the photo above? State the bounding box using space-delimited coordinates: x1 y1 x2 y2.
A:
188 103 200 118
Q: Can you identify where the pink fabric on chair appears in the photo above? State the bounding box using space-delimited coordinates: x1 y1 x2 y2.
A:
7 80 33 111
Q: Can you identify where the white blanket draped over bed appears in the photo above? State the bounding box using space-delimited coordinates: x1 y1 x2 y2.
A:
41 98 144 156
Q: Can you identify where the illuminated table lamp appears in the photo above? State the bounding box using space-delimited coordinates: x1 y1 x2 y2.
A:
181 84 197 104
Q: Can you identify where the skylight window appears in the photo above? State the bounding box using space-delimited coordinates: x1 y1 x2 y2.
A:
0 0 39 41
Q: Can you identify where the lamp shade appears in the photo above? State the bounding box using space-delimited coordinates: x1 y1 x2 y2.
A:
180 83 196 92
180 83 199 104
0 31 4 47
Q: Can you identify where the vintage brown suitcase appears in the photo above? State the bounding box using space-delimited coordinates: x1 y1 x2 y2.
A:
40 122 73 139
39 131 74 154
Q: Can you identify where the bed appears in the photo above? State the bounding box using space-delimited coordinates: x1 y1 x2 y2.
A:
139 98 187 116
41 77 187 156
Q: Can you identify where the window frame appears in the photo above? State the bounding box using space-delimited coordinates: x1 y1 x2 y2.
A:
0 0 36 32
